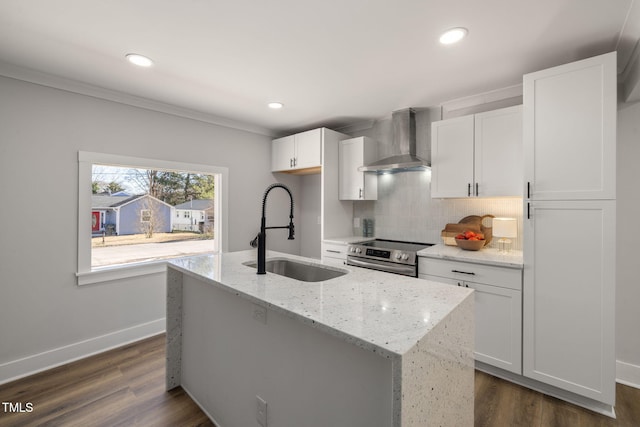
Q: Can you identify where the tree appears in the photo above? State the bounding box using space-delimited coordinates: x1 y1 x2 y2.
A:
138 196 167 238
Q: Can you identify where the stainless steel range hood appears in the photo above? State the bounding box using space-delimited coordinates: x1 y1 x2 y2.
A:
358 108 430 173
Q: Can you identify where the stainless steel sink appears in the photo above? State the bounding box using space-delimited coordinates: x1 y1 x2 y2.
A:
244 258 347 282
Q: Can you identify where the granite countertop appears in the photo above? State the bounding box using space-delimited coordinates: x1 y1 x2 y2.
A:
168 250 472 358
417 244 523 268
322 236 375 245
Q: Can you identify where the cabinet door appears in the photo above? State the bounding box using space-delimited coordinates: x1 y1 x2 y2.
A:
523 200 615 404
339 138 363 200
294 128 322 169
272 135 295 171
431 115 474 198
468 282 522 374
419 273 522 374
523 52 616 200
474 105 522 197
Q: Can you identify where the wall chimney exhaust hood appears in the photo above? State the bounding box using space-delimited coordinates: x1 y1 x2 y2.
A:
358 108 430 173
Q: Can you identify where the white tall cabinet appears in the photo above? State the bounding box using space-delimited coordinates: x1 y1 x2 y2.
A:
523 52 616 409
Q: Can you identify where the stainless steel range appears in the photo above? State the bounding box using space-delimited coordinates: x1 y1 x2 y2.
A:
346 239 433 277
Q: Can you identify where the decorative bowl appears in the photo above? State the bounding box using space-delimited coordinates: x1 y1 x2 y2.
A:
455 238 485 251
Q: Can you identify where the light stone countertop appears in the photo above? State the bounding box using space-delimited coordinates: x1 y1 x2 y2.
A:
322 236 375 245
168 249 473 358
418 243 524 269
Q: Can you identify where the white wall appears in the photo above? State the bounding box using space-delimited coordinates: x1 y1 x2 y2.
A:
299 174 321 258
616 99 640 384
0 75 300 382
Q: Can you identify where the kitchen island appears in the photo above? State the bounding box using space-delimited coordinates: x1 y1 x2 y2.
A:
166 250 474 427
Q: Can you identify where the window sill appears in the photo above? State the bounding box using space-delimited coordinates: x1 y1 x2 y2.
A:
76 261 168 286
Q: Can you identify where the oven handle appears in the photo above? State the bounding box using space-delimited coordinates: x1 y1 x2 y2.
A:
346 256 416 276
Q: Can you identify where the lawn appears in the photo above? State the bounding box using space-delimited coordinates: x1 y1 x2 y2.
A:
92 231 212 248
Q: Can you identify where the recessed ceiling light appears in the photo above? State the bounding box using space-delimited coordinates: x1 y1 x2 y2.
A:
126 53 154 67
268 102 284 109
439 27 468 45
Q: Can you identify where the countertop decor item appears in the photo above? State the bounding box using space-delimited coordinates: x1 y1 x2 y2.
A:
492 217 517 253
455 236 485 251
441 214 493 246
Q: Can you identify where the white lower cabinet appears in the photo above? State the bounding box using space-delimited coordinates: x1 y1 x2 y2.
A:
419 257 522 374
321 242 348 267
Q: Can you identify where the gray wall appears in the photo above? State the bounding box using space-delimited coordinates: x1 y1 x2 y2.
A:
0 75 299 381
616 99 640 375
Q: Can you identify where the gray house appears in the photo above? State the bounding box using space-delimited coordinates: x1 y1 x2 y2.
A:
91 194 174 236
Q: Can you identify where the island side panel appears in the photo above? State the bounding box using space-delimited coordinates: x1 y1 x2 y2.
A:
166 267 183 390
399 294 474 427
180 274 394 427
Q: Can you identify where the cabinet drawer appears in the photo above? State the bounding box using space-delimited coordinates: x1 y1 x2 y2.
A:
418 257 521 290
322 242 348 260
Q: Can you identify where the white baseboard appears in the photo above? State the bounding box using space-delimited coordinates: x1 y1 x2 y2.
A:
617 360 640 389
0 318 165 385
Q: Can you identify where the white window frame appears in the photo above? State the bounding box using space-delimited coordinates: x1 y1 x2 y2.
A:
77 151 228 286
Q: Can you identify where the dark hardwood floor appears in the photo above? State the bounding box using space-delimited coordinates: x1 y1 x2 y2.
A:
1 334 638 426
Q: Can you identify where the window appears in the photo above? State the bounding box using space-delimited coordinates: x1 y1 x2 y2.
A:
141 209 151 222
77 151 228 285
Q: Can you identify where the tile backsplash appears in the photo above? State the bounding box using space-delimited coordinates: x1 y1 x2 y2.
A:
352 170 523 250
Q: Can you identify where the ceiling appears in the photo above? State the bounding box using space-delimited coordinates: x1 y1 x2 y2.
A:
1 0 639 136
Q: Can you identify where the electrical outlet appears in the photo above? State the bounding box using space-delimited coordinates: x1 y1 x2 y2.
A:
256 395 268 427
252 304 267 324
353 217 361 228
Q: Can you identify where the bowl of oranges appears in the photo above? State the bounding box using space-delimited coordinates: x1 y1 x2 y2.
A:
454 231 486 251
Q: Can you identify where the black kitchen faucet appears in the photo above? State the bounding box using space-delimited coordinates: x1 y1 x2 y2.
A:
251 183 295 274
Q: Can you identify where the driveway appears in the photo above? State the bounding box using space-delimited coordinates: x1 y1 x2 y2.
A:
92 239 215 267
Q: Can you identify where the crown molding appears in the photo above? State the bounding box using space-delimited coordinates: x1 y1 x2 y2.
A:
0 61 275 137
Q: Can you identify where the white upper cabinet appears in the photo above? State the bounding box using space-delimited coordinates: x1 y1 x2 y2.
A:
339 136 377 200
272 128 322 173
431 115 475 198
272 135 296 171
523 52 616 200
474 105 523 197
431 105 522 198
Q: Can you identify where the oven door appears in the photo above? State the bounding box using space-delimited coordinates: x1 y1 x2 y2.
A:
346 256 417 277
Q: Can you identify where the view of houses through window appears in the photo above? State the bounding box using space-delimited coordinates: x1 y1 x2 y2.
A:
91 164 216 268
